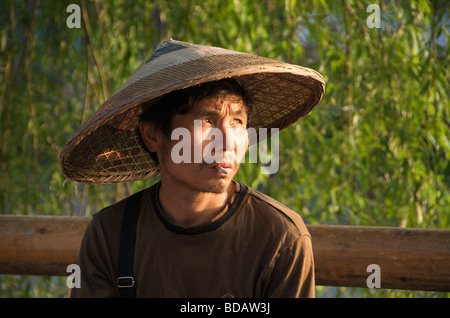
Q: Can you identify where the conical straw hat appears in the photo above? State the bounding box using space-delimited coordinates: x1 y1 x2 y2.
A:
60 39 325 184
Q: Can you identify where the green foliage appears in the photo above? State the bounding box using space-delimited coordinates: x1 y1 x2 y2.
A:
1 0 448 298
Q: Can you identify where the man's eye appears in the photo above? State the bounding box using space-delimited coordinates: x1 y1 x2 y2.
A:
205 118 213 124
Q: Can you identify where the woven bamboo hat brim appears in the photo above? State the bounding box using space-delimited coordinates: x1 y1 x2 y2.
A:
60 39 325 184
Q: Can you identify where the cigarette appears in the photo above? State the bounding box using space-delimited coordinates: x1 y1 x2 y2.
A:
216 166 229 174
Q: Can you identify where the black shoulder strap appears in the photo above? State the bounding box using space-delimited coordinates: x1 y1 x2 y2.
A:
116 190 144 298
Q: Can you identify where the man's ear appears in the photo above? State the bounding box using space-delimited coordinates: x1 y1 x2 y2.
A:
139 121 161 152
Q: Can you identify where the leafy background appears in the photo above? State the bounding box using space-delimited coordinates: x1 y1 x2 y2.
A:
1 0 448 297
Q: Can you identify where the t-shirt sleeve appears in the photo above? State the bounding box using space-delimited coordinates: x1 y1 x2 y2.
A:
262 234 315 298
70 216 119 298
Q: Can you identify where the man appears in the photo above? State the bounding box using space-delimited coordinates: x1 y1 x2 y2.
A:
62 40 325 298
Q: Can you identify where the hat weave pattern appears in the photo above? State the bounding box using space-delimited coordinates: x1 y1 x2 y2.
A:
60 40 325 184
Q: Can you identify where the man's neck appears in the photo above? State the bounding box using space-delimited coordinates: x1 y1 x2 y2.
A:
157 180 236 228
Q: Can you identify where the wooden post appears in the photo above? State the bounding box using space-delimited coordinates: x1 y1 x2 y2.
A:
0 215 90 276
0 215 449 291
308 224 450 291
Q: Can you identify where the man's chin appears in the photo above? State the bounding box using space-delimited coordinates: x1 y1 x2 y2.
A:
197 177 231 194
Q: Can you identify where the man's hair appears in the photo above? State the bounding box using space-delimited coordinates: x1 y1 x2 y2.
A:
139 78 252 164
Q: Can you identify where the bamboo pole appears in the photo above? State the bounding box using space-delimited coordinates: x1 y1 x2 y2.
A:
0 215 449 291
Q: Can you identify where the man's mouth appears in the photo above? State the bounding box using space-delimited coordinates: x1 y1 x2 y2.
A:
200 160 234 175
215 165 230 174
212 162 233 175
215 166 228 174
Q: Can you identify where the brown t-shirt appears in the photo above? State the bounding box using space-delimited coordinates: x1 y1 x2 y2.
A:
70 181 315 298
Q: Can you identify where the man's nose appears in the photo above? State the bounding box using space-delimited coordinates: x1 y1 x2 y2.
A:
217 125 236 152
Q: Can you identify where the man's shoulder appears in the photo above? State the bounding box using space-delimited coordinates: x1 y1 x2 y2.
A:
92 195 128 222
83 187 153 252
90 185 153 228
242 184 311 238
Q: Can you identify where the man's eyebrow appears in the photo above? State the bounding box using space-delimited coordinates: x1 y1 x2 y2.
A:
194 108 247 117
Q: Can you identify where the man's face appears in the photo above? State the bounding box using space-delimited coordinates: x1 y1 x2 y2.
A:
157 94 249 194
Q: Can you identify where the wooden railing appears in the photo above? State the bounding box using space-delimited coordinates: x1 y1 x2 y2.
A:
0 215 449 292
